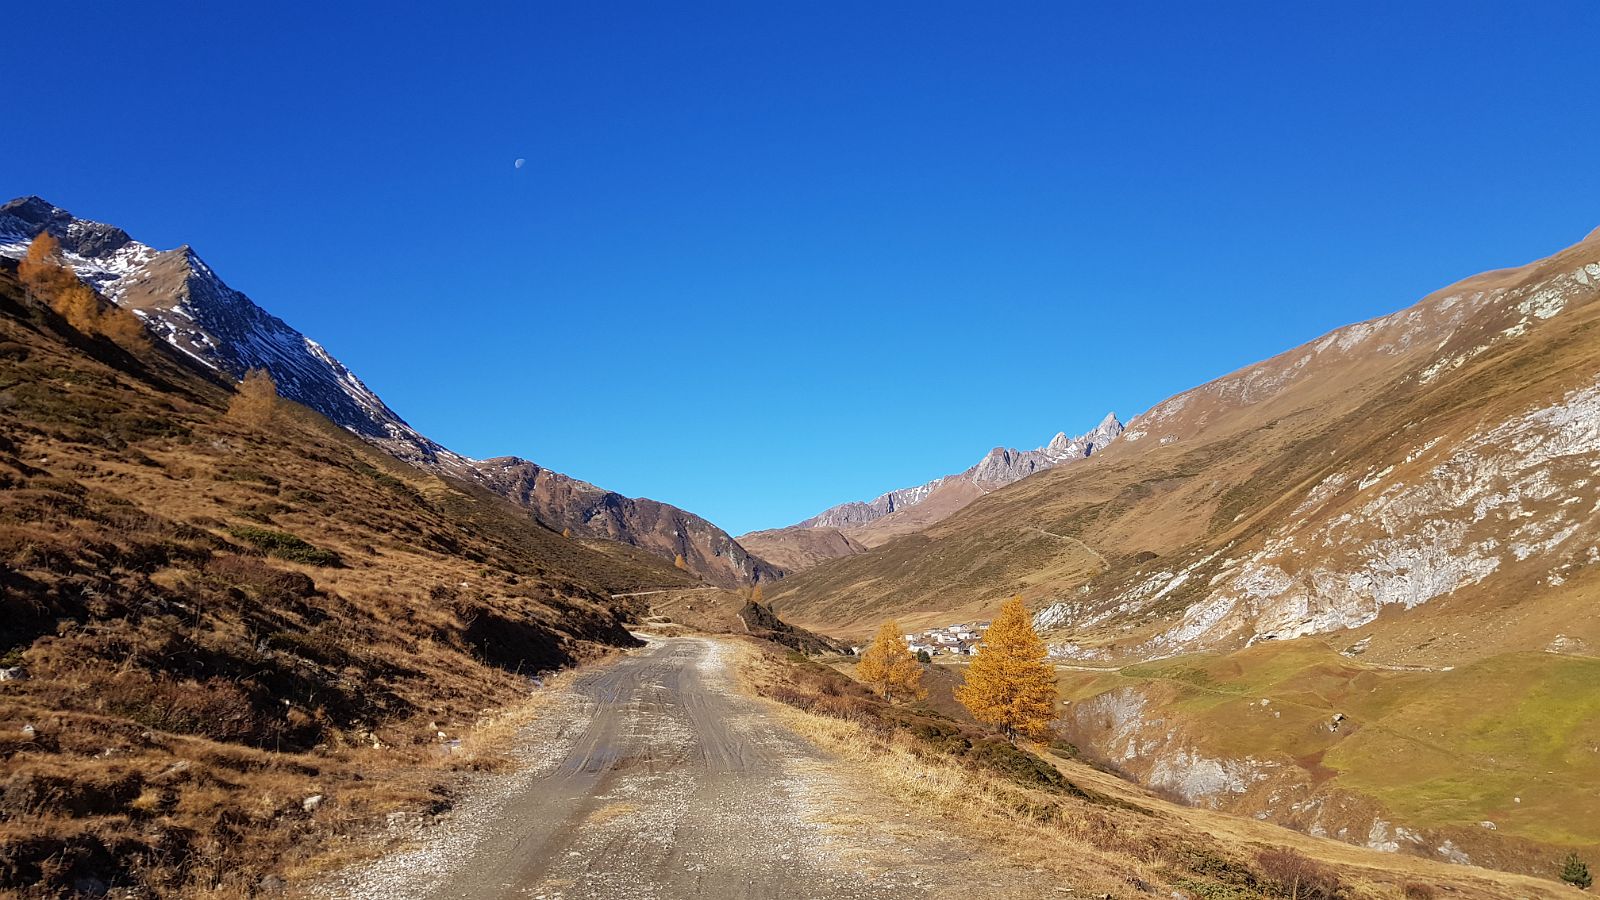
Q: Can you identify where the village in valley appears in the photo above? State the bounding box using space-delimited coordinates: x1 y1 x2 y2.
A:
902 621 990 658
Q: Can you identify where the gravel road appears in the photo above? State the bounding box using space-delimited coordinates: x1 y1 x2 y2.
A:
317 636 1063 899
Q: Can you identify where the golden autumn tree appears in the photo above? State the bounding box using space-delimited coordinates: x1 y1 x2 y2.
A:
96 302 149 345
674 553 688 570
856 620 925 703
20 233 92 330
956 596 1058 744
18 231 146 344
52 282 104 334
229 368 281 426
18 232 74 301
561 527 572 539
750 584 764 604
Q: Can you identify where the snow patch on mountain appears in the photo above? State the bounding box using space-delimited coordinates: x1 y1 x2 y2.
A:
0 197 462 467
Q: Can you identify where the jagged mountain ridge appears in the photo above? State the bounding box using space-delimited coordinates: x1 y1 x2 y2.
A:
801 411 1124 531
0 197 776 587
741 412 1123 571
0 197 454 465
472 457 782 587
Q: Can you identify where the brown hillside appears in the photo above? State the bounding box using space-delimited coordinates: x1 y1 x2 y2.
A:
0 196 776 593
470 457 781 589
770 225 1600 658
0 261 687 896
764 224 1600 875
735 525 866 573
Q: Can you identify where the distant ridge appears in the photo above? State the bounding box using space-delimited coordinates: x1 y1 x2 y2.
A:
738 413 1123 571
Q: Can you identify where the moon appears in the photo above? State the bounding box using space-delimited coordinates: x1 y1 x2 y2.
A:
513 158 526 169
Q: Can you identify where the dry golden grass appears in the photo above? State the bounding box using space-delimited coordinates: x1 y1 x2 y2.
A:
762 214 1600 880
731 639 1575 900
0 263 676 896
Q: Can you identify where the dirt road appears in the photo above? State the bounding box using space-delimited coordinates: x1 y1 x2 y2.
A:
317 636 1062 899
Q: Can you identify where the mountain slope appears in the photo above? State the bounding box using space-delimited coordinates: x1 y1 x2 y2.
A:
0 197 776 587
0 197 452 466
0 256 700 895
806 411 1123 541
736 526 868 573
471 457 782 588
743 413 1123 573
770 228 1600 650
766 223 1600 873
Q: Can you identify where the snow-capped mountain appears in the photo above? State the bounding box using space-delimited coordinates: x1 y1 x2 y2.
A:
0 196 456 466
0 196 776 586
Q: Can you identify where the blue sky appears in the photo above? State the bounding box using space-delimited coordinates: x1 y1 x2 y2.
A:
6 2 1598 535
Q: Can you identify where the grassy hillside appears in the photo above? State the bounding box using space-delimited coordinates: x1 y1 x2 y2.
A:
1051 638 1600 875
765 524 1105 638
0 262 687 896
749 641 1573 900
769 228 1600 658
764 226 1600 876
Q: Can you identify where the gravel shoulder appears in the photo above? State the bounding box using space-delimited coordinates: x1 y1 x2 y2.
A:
313 635 1064 899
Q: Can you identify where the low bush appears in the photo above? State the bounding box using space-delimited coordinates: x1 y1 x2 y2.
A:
205 553 317 597
1561 852 1593 889
99 674 267 745
1049 739 1082 759
1256 848 1342 900
967 738 1072 792
227 525 342 567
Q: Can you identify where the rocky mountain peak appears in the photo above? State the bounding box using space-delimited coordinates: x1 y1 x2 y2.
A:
0 196 781 587
1 196 135 259
0 196 455 465
1 195 60 223
793 413 1124 534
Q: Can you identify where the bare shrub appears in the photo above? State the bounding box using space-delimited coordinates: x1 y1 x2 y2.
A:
1257 847 1343 900
98 674 265 745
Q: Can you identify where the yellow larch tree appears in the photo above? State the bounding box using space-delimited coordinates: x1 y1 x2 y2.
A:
21 233 93 330
750 584 764 604
856 620 925 704
18 232 74 301
228 368 281 426
52 282 104 335
955 596 1058 744
18 231 146 345
674 553 688 570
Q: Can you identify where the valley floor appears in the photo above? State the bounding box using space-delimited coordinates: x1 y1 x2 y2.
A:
311 636 1065 899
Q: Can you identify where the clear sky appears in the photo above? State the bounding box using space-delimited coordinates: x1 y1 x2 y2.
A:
6 2 1598 535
